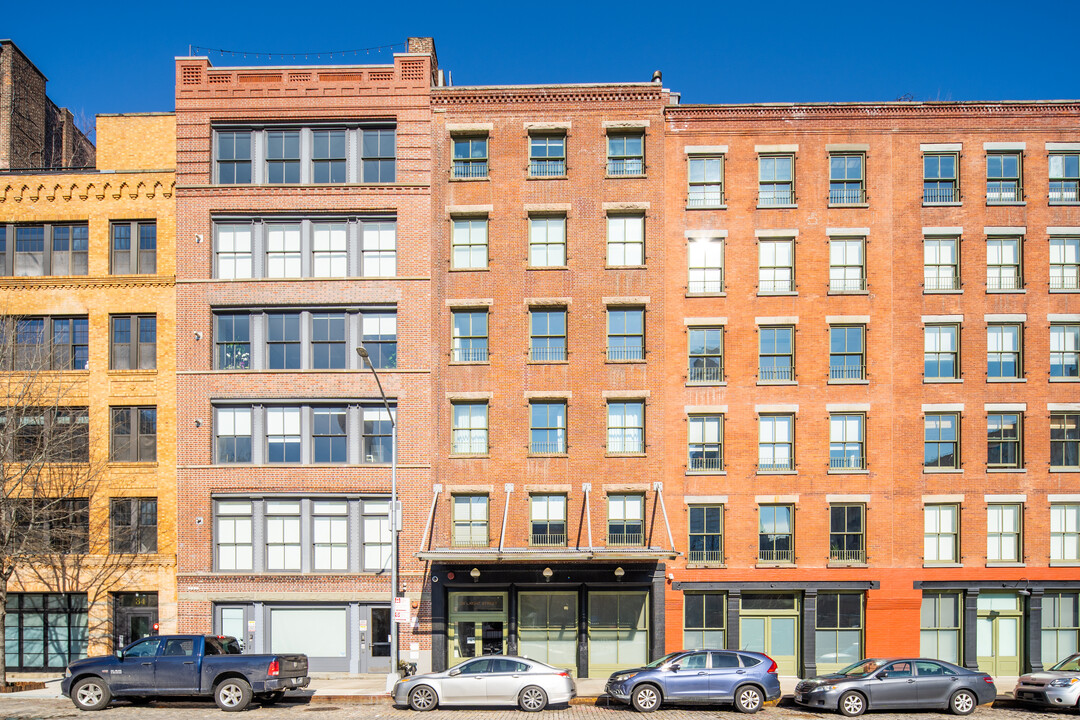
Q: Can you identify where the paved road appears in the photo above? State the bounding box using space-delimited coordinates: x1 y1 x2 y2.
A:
0 697 1074 720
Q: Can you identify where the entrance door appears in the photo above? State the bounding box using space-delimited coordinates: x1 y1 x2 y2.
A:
216 605 253 652
113 592 158 651
448 592 508 667
740 593 799 676
518 592 577 671
361 606 391 673
587 591 649 677
977 594 1021 676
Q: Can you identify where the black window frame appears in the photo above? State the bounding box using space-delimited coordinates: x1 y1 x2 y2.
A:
110 497 158 554
110 314 156 370
110 406 157 463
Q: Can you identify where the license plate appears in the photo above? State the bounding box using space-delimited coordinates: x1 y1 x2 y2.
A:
795 694 804 703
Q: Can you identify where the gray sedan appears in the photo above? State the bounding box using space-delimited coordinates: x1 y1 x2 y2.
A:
794 658 996 716
1014 653 1080 709
393 655 577 711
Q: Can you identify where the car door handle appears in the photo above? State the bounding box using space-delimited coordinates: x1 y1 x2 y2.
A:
697 672 707 676
736 670 747 675
907 679 915 683
183 661 195 665
142 662 152 666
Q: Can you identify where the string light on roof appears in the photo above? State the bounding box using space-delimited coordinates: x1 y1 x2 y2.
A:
189 41 406 62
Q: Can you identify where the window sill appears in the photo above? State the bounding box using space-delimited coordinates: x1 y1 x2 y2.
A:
828 290 870 296
687 563 726 569
686 204 727 211
987 377 1025 383
605 453 647 458
606 173 647 180
107 369 157 375
526 175 568 181
923 202 963 208
1050 560 1080 567
987 288 1026 294
986 562 1026 568
686 292 727 298
527 266 569 271
828 562 869 568
986 200 1026 206
923 468 963 474
448 177 490 183
829 378 869 385
756 469 797 475
923 562 963 568
828 469 869 475
528 453 569 458
527 360 570 365
606 358 647 365
756 204 797 210
448 361 490 366
450 454 491 459
686 470 727 476
757 380 797 386
987 468 1026 473
755 562 797 568
606 265 647 270
924 378 962 383
108 462 159 468
828 203 870 209
1050 288 1080 294
1050 377 1080 382
1050 201 1080 207
1050 467 1080 473
757 290 798 296
924 289 963 294
449 267 490 272
686 381 727 387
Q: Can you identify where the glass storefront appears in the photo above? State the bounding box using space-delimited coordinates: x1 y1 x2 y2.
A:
5 593 87 671
518 592 577 670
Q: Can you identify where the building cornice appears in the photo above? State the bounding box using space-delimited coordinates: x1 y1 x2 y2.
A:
433 84 667 107
0 177 175 203
666 101 1080 122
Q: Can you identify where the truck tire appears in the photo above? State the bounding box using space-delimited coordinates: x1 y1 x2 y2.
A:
214 677 253 712
71 677 112 711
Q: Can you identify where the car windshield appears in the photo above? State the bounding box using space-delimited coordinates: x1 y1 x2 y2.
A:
837 659 889 677
1051 656 1080 672
644 652 684 669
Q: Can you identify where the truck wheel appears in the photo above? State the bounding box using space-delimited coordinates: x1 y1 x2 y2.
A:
631 684 661 712
256 691 285 705
214 677 253 712
71 677 112 711
408 684 438 711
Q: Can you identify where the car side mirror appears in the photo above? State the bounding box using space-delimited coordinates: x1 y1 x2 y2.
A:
449 668 461 676
115 650 124 659
668 664 680 672
877 673 886 679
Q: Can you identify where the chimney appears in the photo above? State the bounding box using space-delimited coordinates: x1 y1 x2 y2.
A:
406 37 438 83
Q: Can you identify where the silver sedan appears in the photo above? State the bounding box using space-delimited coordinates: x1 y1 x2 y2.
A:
393 655 577 712
1015 653 1080 709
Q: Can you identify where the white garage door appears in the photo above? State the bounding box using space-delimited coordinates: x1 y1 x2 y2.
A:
270 608 347 658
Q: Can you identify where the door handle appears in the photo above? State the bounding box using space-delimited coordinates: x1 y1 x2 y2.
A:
907 679 915 683
697 672 707 676
736 670 746 675
183 661 195 665
142 662 152 666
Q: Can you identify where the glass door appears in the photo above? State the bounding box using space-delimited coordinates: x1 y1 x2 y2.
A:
362 606 391 673
448 592 507 667
740 593 799 676
977 594 1021 676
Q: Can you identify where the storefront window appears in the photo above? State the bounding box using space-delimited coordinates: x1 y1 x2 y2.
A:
920 592 961 664
1043 592 1080 668
815 593 863 673
683 592 725 649
5 594 87 670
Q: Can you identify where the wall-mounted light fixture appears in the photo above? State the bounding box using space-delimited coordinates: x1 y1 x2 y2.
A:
543 567 554 582
470 567 481 582
614 567 625 581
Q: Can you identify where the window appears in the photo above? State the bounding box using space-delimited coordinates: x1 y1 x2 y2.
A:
452 495 488 547
688 505 723 563
530 401 566 454
4 593 88 671
829 325 865 381
1042 593 1079 668
215 224 252 279
266 223 301 278
830 414 865 470
987 324 1021 379
687 156 724 207
1051 324 1080 378
312 407 347 462
266 407 301 462
531 495 566 546
529 135 565 177
924 413 960 469
49 224 88 275
758 415 794 471
987 504 1021 562
216 500 253 571
987 236 1022 290
452 402 488 455
6 316 88 371
110 498 157 554
451 310 488 362
312 130 346 184
924 236 960 291
111 221 156 274
759 239 794 293
687 415 723 472
529 216 566 267
361 128 395 182
683 593 725 649
924 153 959 203
216 131 252 184
267 312 301 369
110 407 156 462
921 592 961 663
1050 153 1080 203
759 326 794 381
265 130 300 184
452 218 488 269
987 152 1022 202
530 308 566 362
829 237 866 293
362 408 393 463
215 313 251 370
830 504 865 563
924 505 959 564
607 401 644 454
110 315 155 370
608 494 643 545
924 324 959 380
988 413 1022 469
1051 237 1080 290
8 407 89 462
816 593 863 672
607 215 644 266
452 136 488 179
758 505 793 563
758 154 794 206
0 223 87 278
215 407 252 463
311 313 346 369
687 237 724 294
265 500 301 571
15 225 43 276
688 327 723 383
362 313 397 369
312 222 347 277
362 221 397 276
1051 413 1080 469
829 154 866 204
607 133 644 176
361 498 390 570
607 308 644 361
1052 505 1080 562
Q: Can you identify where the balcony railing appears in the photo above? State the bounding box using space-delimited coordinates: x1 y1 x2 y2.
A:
830 455 866 470
923 186 959 204
830 363 865 381
829 187 867 204
452 347 489 362
608 345 644 361
688 456 723 472
452 534 489 548
758 548 794 563
608 440 644 454
687 188 725 207
987 184 1023 203
759 188 795 206
759 366 794 382
1050 183 1079 203
758 459 794 472
530 346 567 362
987 273 1023 290
759 278 794 293
530 440 566 454
829 276 867 293
924 273 960 291
688 366 723 384
452 160 489 179
1051 271 1080 290
688 550 723 564
531 533 566 547
530 159 566 177
829 547 865 563
608 532 643 546
608 158 644 176
688 277 725 294
451 434 488 455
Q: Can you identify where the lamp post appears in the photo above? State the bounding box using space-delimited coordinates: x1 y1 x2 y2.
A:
356 346 398 690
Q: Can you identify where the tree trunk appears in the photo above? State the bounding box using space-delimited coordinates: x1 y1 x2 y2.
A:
0 579 9 686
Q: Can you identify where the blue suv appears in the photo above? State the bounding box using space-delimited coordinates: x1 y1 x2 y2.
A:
606 649 781 713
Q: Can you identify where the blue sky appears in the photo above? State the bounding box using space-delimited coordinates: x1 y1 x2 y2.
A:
5 0 1080 124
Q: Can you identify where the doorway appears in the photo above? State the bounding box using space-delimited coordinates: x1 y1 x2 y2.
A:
977 593 1021 676
740 593 799 675
448 592 507 666
361 605 392 673
113 592 158 652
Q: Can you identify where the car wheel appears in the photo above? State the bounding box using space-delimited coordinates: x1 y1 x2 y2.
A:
734 685 763 713
519 685 548 712
71 677 111 711
839 690 867 717
631 684 661 713
408 685 438 711
949 689 976 715
214 677 253 712
256 691 285 705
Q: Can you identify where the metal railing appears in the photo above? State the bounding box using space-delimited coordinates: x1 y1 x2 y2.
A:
531 533 566 547
829 548 865 563
608 158 644 176
608 441 645 454
759 278 794 293
830 277 867 293
759 188 795 206
452 534 490 548
530 159 566 177
829 187 866 204
987 185 1023 203
987 273 1023 290
608 532 643 546
452 160 489 179
1050 184 1079 203
830 455 866 470
688 278 725 294
688 456 723 472
530 440 566 454
923 186 959 203
688 550 723 564
758 459 794 472
924 274 960 291
758 548 794 563
1051 272 1080 290
451 435 488 455
687 189 725 207
530 346 567 362
759 366 794 381
688 366 723 383
452 347 489 362
830 363 866 381
608 346 644 361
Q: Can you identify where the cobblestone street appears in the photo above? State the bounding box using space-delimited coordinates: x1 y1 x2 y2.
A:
0 697 1074 720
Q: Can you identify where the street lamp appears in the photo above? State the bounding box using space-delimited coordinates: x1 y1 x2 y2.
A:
357 346 399 690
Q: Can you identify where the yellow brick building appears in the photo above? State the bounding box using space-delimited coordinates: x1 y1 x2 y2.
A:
0 113 175 670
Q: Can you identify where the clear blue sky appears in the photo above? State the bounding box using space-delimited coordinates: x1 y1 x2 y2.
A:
6 0 1080 124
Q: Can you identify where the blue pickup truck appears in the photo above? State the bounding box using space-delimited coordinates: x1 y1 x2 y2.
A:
60 634 309 712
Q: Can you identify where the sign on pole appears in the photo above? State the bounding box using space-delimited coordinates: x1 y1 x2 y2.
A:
393 596 410 623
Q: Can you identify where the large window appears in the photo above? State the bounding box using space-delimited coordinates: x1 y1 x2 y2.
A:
312 407 347 463
1042 593 1080 668
1050 153 1080 203
530 495 566 546
267 312 301 369
452 218 488 270
312 130 346 183
987 413 1022 469
215 407 252 463
759 239 794 293
924 153 959 203
5 316 88 371
265 500 301 571
216 127 394 184
688 327 723 384
313 500 348 571
829 504 865 563
452 136 488 179
987 504 1021 563
530 401 566 454
987 236 1022 290
1051 237 1080 290
216 131 252 184
987 152 1022 203
816 593 863 672
683 593 725 649
1052 413 1080 469
1051 324 1080 378
216 500 253 571
452 310 488 363
688 415 723 472
111 221 156 275
4 594 87 671
452 495 488 547
687 156 724 207
758 415 794 471
530 308 566 362
110 315 156 370
608 494 644 546
607 401 644 454
829 237 866 293
921 592 961 664
0 223 88 278
529 135 565 177
924 324 959 380
924 236 960 291
987 324 1021 379
829 414 865 470
110 498 157 554
362 128 396 182
9 407 89 462
110 406 157 462
829 153 866 204
607 308 644 361
266 130 300 183
758 505 793 563
924 505 959 564
758 155 794 206
607 215 644 266
529 216 566 268
687 237 724 294
311 313 345 369
829 325 865 381
925 413 959 469
759 326 794 381
607 133 644 176
1051 504 1080 562
452 402 488 455
688 505 723 564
